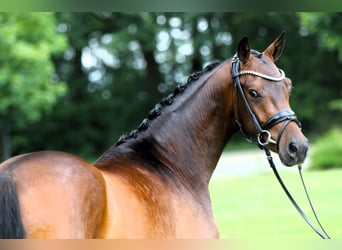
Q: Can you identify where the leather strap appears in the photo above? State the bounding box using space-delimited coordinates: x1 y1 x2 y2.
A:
231 55 331 239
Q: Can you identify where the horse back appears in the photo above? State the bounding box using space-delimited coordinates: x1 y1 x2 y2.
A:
0 151 106 238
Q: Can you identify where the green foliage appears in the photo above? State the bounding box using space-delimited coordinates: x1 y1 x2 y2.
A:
329 99 342 111
310 128 342 170
298 13 342 123
8 13 342 158
299 13 342 61
0 13 67 127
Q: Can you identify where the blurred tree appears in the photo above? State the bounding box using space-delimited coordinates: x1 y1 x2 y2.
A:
19 13 165 157
12 13 342 159
299 13 342 60
0 13 67 160
299 12 342 114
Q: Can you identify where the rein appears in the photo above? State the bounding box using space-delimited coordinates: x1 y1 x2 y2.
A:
231 55 331 239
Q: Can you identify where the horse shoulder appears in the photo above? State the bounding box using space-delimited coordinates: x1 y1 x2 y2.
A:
95 164 177 238
95 163 219 238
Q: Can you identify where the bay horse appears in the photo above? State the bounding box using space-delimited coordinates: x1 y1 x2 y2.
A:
0 32 308 239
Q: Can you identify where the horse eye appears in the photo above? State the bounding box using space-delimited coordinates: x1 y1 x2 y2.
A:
248 89 260 98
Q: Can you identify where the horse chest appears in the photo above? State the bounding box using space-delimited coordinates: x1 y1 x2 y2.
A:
171 194 220 238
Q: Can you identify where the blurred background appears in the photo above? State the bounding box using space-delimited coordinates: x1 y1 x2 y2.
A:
0 12 342 162
0 12 341 162
0 12 341 238
0 12 342 168
1 12 341 162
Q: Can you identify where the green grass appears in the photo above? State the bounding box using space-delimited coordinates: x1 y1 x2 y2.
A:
209 168 342 239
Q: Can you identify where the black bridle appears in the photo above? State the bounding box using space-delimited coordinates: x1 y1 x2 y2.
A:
231 55 331 239
231 55 301 149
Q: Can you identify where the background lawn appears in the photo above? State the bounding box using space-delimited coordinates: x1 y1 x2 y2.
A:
209 168 342 239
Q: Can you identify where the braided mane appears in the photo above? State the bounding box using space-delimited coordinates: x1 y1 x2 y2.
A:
115 61 222 146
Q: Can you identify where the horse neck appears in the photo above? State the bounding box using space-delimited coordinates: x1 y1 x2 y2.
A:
155 65 236 178
96 61 238 190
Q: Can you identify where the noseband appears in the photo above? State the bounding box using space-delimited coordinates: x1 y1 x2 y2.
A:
231 55 330 239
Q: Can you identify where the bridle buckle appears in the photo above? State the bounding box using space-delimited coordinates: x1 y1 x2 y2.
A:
257 130 277 147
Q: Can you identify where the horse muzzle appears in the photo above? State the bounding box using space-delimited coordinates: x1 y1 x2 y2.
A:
277 126 309 166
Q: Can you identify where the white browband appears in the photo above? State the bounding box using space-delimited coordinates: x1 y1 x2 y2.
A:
238 69 285 82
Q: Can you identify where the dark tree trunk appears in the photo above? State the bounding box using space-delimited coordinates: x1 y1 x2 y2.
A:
144 51 164 100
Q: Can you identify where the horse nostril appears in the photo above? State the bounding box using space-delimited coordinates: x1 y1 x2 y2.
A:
287 141 309 162
288 142 300 159
288 142 298 156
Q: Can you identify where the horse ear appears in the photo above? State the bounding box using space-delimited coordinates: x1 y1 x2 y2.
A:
237 36 251 65
263 31 286 61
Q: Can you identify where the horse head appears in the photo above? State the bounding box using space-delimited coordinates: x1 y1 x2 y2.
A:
233 32 308 166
